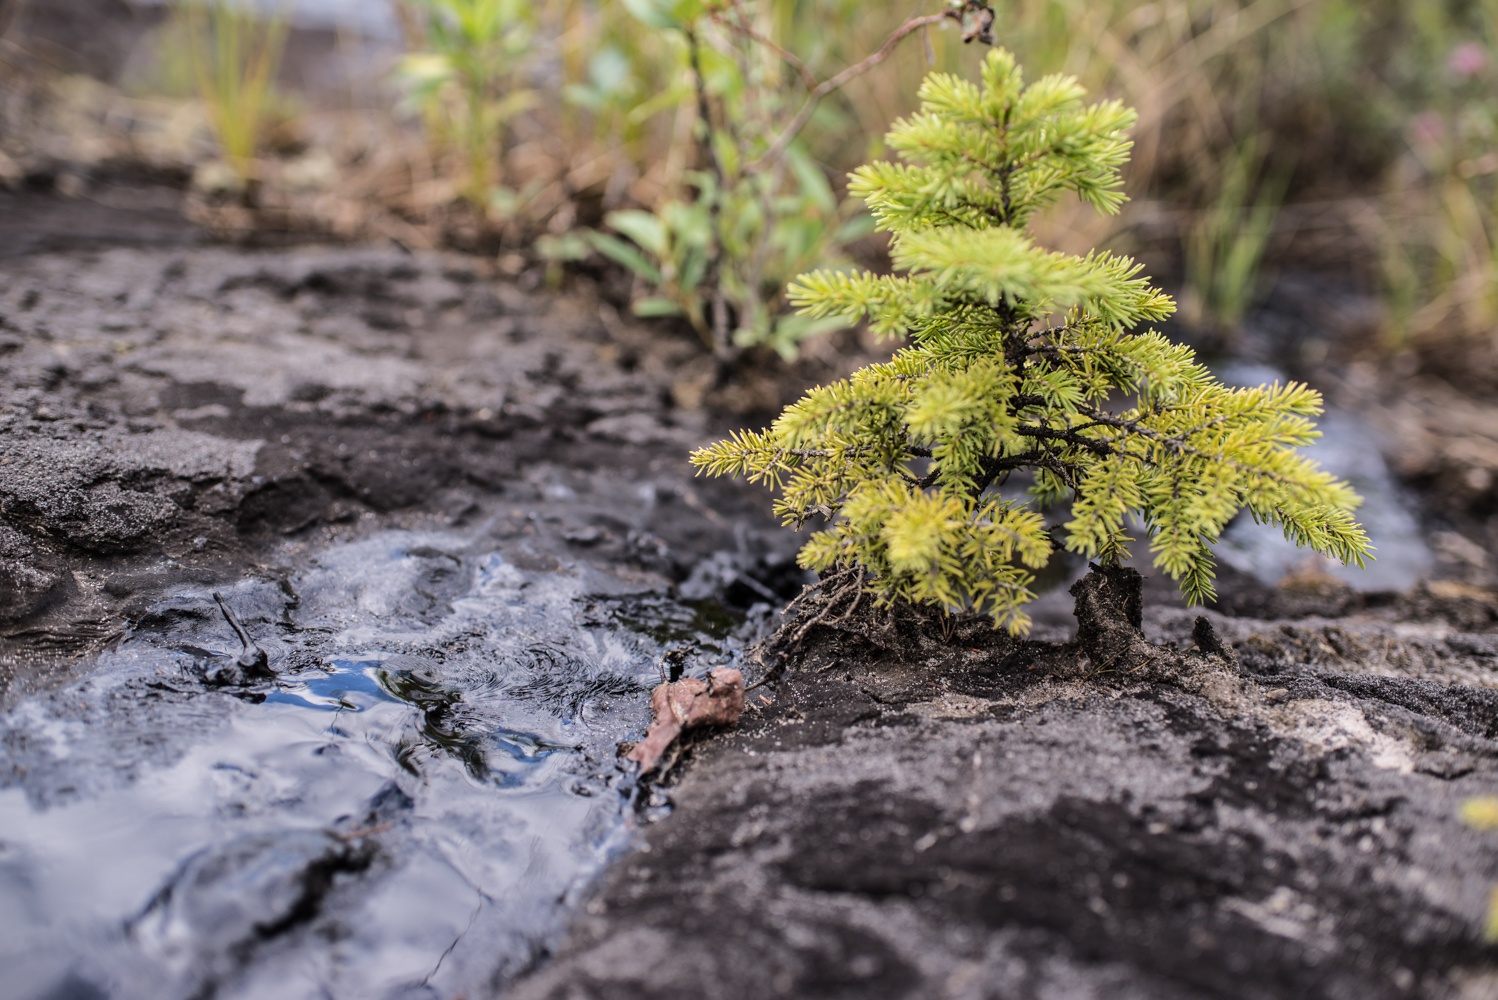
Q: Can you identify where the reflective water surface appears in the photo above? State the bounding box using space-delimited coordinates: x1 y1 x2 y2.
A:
0 528 749 1000
1214 362 1434 592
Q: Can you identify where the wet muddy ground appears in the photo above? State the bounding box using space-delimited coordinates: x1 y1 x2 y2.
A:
0 221 801 697
4 191 1498 999
0 202 808 999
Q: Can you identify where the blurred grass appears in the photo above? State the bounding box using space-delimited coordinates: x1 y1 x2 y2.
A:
528 0 1498 347
181 0 289 185
11 0 1498 358
393 0 536 207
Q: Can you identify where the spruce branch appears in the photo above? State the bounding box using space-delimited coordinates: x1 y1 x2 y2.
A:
692 46 1371 631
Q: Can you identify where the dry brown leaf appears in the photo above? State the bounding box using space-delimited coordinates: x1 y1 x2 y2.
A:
626 667 745 774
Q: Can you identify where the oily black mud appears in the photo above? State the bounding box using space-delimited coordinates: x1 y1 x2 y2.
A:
508 573 1498 1000
0 226 853 1000
0 518 784 1000
0 228 840 999
0 241 802 702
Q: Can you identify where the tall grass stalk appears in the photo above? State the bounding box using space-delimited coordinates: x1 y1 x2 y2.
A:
1373 0 1498 351
1183 132 1293 330
183 0 288 183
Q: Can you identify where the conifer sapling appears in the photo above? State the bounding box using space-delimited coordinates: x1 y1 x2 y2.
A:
691 48 1371 634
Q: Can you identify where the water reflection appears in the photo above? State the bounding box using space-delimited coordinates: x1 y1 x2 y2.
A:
0 529 751 1000
1214 362 1435 592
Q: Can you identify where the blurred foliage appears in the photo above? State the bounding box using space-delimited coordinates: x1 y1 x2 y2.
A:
394 0 537 208
180 0 289 183
1368 0 1498 349
543 0 1498 349
572 0 980 359
991 0 1498 347
1181 129 1292 331
117 0 1498 360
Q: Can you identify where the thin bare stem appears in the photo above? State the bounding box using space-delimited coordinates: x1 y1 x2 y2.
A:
744 10 959 177
707 1 818 90
685 25 733 356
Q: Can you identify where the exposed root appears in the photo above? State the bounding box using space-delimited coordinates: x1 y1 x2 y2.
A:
751 564 1018 684
753 563 1236 693
776 564 859 623
745 566 871 690
786 565 865 648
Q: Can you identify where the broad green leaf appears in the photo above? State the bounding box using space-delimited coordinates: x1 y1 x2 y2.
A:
584 230 663 284
604 209 670 257
632 297 684 317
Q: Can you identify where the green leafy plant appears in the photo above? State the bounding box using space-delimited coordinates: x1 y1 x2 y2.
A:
556 3 670 161
395 0 537 209
586 0 997 360
587 153 860 358
692 48 1371 633
182 0 289 183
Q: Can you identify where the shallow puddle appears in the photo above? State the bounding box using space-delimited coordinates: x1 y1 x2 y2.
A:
1211 363 1433 592
0 527 752 1000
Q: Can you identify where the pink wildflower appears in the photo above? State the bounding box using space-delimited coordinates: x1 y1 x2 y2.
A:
1448 41 1489 80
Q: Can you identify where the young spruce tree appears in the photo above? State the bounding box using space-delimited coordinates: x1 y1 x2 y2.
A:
691 48 1371 634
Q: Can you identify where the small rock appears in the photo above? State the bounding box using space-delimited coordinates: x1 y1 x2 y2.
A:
202 592 273 686
1192 616 1237 663
564 525 604 546
0 526 74 622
